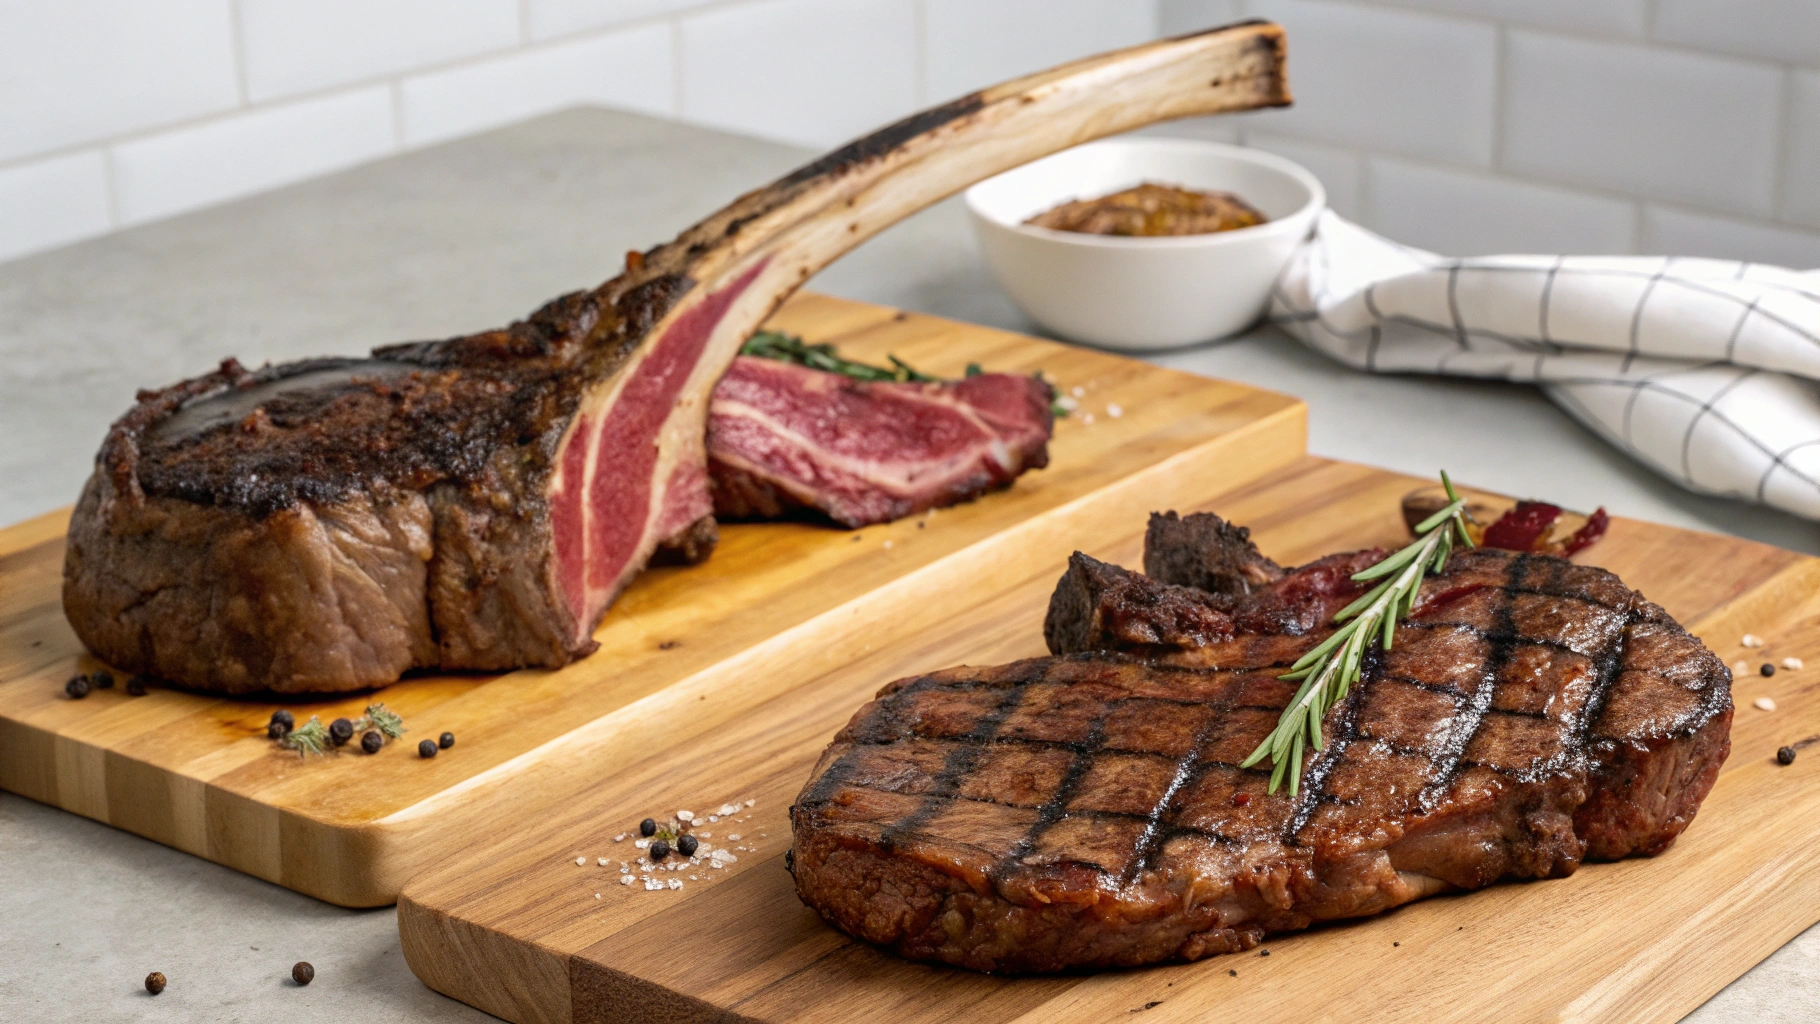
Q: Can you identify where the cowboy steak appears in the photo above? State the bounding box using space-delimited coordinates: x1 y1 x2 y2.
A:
789 520 1732 972
708 356 1054 528
60 25 1291 694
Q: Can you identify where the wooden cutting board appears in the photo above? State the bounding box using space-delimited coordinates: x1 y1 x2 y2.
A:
396 456 1820 1024
0 292 1306 907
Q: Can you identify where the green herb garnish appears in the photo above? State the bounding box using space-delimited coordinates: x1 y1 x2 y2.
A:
1242 471 1476 794
283 716 331 757
741 330 937 382
742 330 1070 418
359 703 406 740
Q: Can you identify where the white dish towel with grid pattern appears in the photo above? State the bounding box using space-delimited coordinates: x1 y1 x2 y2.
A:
1271 211 1820 521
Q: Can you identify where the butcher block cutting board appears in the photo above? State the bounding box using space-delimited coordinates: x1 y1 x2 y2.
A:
397 457 1820 1024
0 293 1307 907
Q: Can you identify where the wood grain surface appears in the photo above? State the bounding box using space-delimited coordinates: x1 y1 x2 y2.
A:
396 457 1820 1024
0 293 1305 906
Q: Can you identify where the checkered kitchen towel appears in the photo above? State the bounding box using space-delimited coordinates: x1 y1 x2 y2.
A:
1271 211 1820 521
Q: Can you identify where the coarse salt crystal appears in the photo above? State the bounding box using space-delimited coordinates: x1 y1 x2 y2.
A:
1783 657 1805 671
707 815 718 823
699 832 711 838
719 803 740 815
634 839 648 849
689 875 698 880
1733 661 1750 677
1754 697 1777 711
597 857 609 867
745 800 755 807
668 879 683 890
595 893 601 899
1106 404 1123 418
677 810 694 821
710 861 724 869
1057 395 1079 412
1071 386 1085 397
728 834 741 841
621 875 634 885
1742 634 1765 648
574 857 586 866
645 879 665 891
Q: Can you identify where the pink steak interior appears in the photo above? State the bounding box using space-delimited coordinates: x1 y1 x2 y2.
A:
548 262 765 640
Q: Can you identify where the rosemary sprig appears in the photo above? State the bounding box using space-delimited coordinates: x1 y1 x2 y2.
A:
741 330 938 383
283 716 331 757
1241 471 1477 795
742 330 1070 418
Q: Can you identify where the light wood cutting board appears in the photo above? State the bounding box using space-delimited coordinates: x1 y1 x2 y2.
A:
0 293 1306 906
397 456 1820 1024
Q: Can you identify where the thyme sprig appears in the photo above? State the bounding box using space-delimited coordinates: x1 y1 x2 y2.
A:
278 703 406 757
283 716 331 757
1241 472 1476 794
360 703 406 740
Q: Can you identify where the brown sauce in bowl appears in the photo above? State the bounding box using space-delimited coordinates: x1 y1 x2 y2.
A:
1025 182 1267 237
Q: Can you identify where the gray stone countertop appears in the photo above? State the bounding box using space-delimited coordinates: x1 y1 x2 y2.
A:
0 107 1813 1022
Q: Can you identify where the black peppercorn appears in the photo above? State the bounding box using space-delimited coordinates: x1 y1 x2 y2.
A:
65 675 90 699
677 834 698 856
439 731 455 749
418 739 437 758
648 839 670 861
640 818 657 837
145 971 166 995
329 718 354 746
1778 746 1797 765
360 730 383 754
270 709 294 732
267 721 289 740
126 675 150 696
90 670 114 689
292 961 314 985
1761 663 1776 677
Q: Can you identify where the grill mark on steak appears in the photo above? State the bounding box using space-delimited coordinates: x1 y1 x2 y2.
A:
791 547 1731 972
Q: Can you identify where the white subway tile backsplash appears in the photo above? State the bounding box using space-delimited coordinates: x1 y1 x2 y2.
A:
401 26 676 147
1239 0 1497 166
1653 0 1820 68
923 0 1155 102
1375 0 1645 38
1159 0 1244 36
0 152 113 263
1641 206 1820 268
0 1 237 164
1502 32 1783 217
1781 72 1820 228
1244 131 1364 220
679 0 918 148
239 0 521 102
111 87 397 226
1365 157 1636 255
528 0 720 40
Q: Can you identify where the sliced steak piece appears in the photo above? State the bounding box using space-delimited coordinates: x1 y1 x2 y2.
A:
61 26 1291 694
791 547 1732 973
707 356 1053 528
1143 510 1283 596
1044 548 1381 655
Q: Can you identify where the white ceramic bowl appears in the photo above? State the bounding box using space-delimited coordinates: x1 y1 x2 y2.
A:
966 138 1325 350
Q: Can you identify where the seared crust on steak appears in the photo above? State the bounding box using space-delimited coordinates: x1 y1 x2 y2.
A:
791 547 1732 973
1143 511 1283 596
